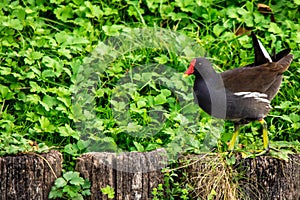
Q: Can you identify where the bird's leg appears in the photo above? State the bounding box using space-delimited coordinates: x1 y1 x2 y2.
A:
259 119 269 150
228 124 241 151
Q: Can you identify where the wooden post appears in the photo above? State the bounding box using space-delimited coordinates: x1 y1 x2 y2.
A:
76 148 167 200
0 150 62 200
180 154 300 200
76 149 300 200
236 154 300 200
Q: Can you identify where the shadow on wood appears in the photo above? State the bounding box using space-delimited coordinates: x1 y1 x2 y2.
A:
76 148 167 200
0 150 62 200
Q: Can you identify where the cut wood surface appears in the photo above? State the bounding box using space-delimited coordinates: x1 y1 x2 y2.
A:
76 148 167 200
0 150 62 200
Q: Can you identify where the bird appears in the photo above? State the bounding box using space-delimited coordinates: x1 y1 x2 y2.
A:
184 32 293 151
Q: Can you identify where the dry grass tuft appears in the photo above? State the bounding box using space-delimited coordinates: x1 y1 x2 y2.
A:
177 153 251 200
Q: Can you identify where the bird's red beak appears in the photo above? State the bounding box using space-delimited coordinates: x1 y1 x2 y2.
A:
184 59 196 76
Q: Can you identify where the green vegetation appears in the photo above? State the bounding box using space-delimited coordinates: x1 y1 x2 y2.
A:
49 171 91 200
100 185 115 199
0 0 299 199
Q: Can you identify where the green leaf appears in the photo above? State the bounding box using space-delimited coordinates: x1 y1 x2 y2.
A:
39 116 55 132
0 67 11 75
42 70 56 78
82 179 91 189
77 140 90 151
226 7 239 19
0 85 13 100
70 176 84 186
62 185 79 198
145 143 160 151
154 94 167 105
54 5 74 21
29 81 42 93
289 113 300 122
236 7 248 15
161 89 171 97
294 0 300 5
137 100 146 108
58 124 79 140
84 1 103 19
133 141 144 152
30 51 44 60
63 171 80 181
64 144 79 155
213 24 225 37
275 101 292 110
3 18 23 30
101 185 115 199
154 55 169 64
54 177 67 188
49 189 63 198
102 25 124 36
268 23 282 34
42 95 58 110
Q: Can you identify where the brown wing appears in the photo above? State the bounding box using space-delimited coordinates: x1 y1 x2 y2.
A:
221 54 293 95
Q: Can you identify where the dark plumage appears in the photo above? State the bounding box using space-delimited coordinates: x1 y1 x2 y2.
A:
184 32 293 151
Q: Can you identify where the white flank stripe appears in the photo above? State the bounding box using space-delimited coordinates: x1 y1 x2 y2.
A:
254 97 270 104
258 40 272 63
234 92 251 96
234 92 268 98
243 92 267 98
234 92 270 104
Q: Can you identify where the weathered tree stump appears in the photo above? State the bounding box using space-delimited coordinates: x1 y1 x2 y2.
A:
76 148 167 200
181 153 300 200
0 150 62 200
236 154 300 200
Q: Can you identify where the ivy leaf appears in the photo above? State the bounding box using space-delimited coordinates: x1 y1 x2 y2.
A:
137 100 146 108
0 67 12 75
84 1 103 19
42 95 58 110
102 25 124 36
0 85 14 100
3 18 23 30
101 185 115 199
213 24 225 37
39 116 55 132
161 89 171 97
54 177 67 188
77 140 90 151
268 23 282 34
70 176 84 186
54 5 74 21
58 124 79 140
42 70 56 78
64 144 79 155
154 94 167 105
62 185 79 198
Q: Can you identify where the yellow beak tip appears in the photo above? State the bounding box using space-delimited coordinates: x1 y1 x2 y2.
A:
183 74 189 78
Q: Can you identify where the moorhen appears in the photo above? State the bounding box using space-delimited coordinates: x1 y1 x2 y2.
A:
184 32 293 151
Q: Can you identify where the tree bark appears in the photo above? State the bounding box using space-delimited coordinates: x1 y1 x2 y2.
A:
76 149 300 200
0 150 62 200
76 148 167 200
236 154 300 200
181 153 300 200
